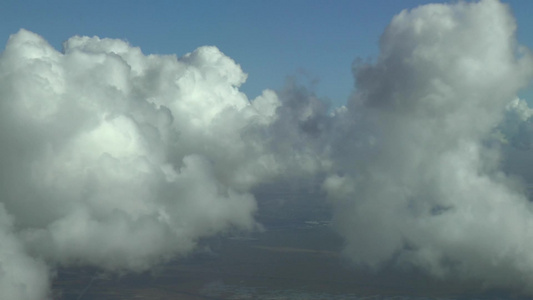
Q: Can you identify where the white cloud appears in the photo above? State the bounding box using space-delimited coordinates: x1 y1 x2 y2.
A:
3 0 533 298
325 0 533 291
0 205 49 300
0 29 288 299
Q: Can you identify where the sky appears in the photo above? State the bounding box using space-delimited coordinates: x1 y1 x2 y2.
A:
5 1 533 299
2 0 532 105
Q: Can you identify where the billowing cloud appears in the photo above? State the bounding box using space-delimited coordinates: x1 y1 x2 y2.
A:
3 0 533 298
0 29 294 299
325 0 533 292
0 205 49 300
496 98 533 150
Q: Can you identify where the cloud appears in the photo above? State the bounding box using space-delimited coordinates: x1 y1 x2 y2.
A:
325 0 533 292
0 205 49 300
496 98 533 150
3 0 533 298
0 29 290 299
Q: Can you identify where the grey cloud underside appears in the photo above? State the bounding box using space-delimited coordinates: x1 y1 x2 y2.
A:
2 0 533 299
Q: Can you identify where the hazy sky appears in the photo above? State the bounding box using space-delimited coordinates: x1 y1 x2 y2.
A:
2 0 532 105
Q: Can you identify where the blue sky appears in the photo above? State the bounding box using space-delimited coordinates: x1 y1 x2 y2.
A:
1 0 532 106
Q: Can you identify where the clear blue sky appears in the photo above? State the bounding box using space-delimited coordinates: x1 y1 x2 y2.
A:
1 0 532 106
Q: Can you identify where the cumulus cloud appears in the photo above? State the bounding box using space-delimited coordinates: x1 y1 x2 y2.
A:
0 29 297 299
325 0 533 292
0 205 49 300
3 0 533 298
496 98 533 150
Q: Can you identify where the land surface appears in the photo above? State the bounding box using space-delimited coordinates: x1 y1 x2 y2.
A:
50 222 525 300
50 186 530 300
